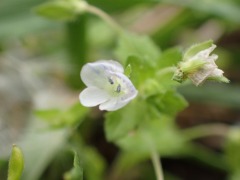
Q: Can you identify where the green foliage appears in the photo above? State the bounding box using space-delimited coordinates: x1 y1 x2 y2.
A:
124 64 132 78
106 30 189 164
8 145 24 180
34 0 85 21
66 15 88 89
1 0 238 179
224 128 240 173
82 147 106 180
64 152 83 180
35 103 89 128
126 56 155 88
105 99 145 142
156 48 183 89
159 0 240 24
115 32 161 65
117 115 186 156
21 127 68 180
229 171 240 180
149 90 188 116
157 47 182 68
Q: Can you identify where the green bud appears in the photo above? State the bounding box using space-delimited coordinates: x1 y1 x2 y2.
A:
34 0 88 21
8 145 24 180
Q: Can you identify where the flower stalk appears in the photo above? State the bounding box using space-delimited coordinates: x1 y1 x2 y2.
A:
150 148 164 180
86 4 123 34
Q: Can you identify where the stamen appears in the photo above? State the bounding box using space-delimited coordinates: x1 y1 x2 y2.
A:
116 84 121 93
108 77 114 84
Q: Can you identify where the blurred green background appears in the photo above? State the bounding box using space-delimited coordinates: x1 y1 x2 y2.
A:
1 0 240 180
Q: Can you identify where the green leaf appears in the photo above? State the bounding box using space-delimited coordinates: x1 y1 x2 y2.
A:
183 40 213 61
140 79 163 99
117 115 186 157
34 0 84 21
115 32 161 65
64 152 83 180
35 109 61 121
178 84 240 109
155 48 184 89
149 90 188 116
35 103 89 128
83 147 106 180
126 56 155 88
157 47 182 69
21 124 67 180
224 128 240 173
8 145 24 180
229 171 240 180
104 99 146 142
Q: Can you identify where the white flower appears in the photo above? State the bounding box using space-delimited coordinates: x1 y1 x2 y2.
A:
173 41 229 86
79 60 138 111
187 44 227 86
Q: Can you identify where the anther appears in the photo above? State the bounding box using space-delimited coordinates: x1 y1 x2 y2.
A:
108 77 114 85
116 84 121 93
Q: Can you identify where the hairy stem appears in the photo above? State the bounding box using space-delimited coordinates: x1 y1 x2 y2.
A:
86 5 123 34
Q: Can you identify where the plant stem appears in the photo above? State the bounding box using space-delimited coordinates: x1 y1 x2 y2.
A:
86 5 123 34
150 148 164 180
182 123 229 141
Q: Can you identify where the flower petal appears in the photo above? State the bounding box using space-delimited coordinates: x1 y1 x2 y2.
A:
209 68 223 77
81 63 110 88
99 73 138 111
99 98 129 111
112 72 138 101
79 87 110 107
80 60 123 88
97 60 124 73
194 44 216 59
189 65 215 86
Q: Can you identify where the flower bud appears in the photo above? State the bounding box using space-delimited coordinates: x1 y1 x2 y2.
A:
8 145 24 180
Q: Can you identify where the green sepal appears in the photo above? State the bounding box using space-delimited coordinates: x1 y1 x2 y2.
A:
183 40 213 61
208 75 230 83
180 59 206 73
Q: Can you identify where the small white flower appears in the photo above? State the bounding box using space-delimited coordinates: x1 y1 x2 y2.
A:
188 44 228 86
173 41 229 86
79 60 138 111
